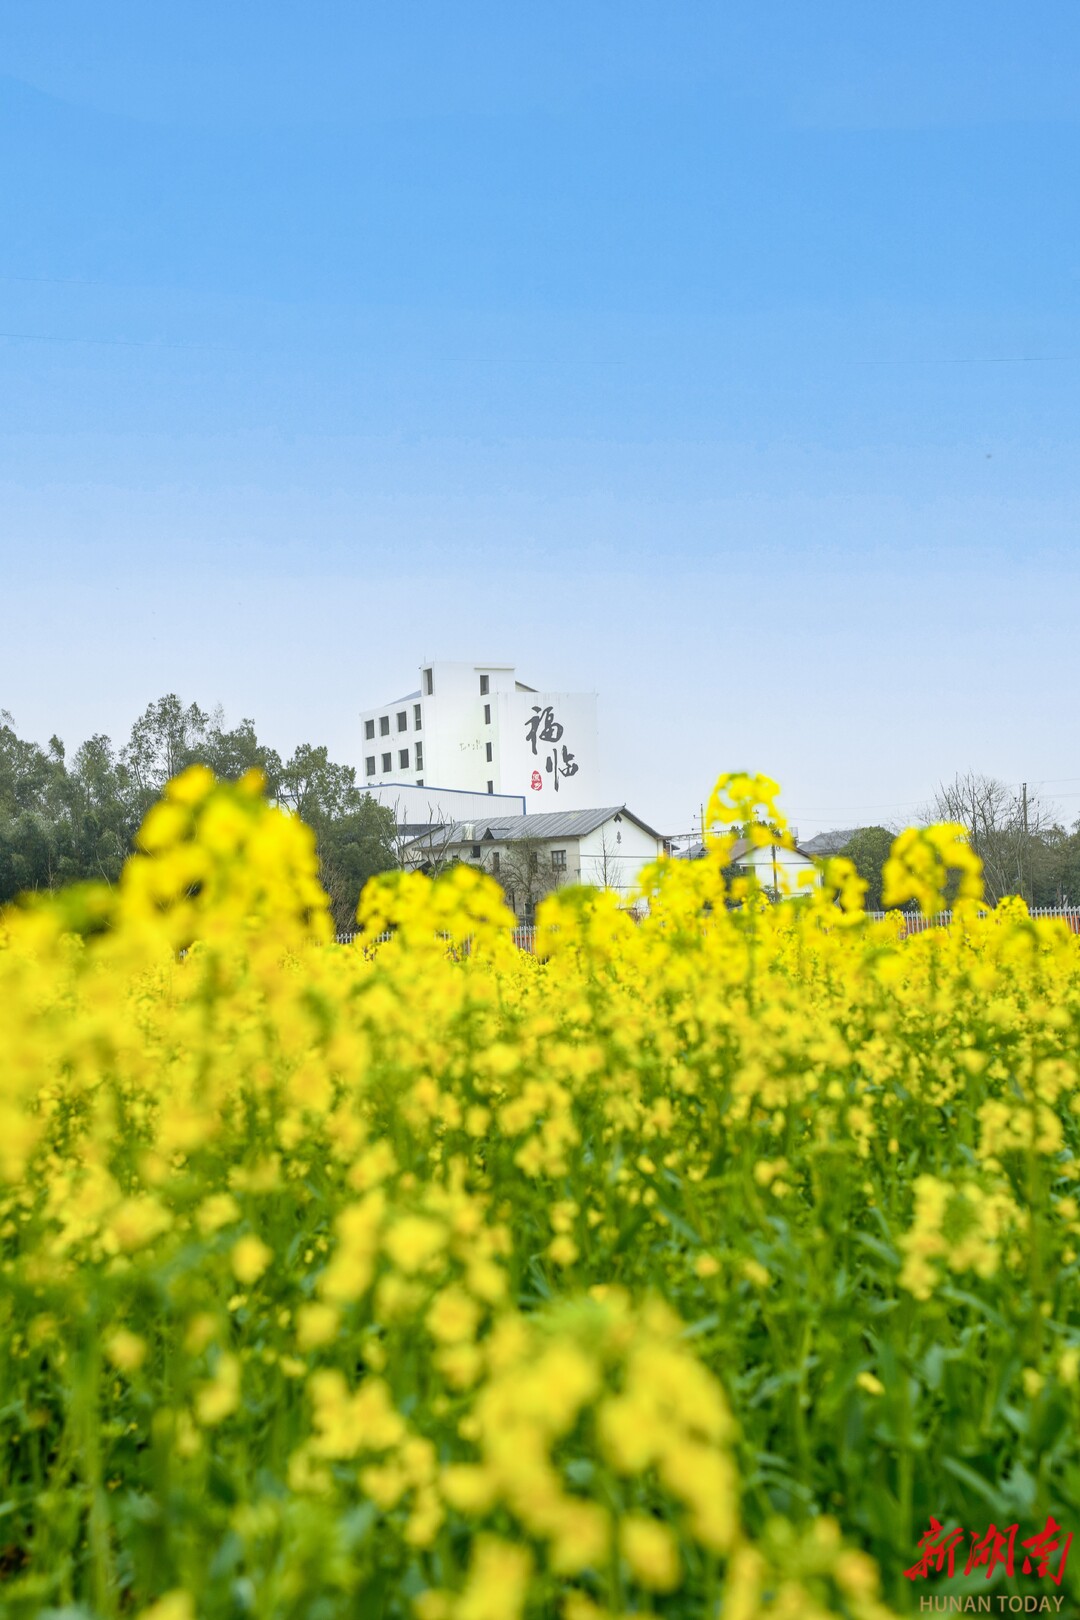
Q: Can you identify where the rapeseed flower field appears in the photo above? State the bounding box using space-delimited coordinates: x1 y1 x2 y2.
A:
2 766 1078 1618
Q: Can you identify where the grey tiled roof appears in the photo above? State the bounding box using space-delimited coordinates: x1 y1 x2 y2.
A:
401 806 664 850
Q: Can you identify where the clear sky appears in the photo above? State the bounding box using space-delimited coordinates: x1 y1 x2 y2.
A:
2 2 1079 837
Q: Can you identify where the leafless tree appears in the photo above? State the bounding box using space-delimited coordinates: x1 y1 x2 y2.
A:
926 772 1053 906
394 799 458 877
484 835 564 921
582 827 625 894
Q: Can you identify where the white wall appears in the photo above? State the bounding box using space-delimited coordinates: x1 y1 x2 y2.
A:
360 661 598 809
737 844 820 895
577 814 663 900
359 688 426 786
363 782 524 827
495 687 599 810
415 661 515 793
433 815 660 900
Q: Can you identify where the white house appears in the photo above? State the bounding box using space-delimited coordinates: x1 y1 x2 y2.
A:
400 806 666 917
727 836 820 896
359 661 599 811
674 835 821 897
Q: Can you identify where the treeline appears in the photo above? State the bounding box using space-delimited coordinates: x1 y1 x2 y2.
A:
835 772 1080 910
0 695 396 931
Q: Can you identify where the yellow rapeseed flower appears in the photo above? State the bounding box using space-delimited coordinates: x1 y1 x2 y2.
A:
231 1234 273 1285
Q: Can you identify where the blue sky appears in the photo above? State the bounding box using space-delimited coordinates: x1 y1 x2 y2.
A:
2 2 1079 834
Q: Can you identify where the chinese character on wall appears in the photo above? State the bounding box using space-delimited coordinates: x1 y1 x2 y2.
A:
525 706 579 793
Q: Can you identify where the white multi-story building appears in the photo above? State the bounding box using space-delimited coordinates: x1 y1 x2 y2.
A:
359 661 599 812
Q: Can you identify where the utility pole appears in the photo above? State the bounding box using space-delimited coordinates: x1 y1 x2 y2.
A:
1022 781 1029 906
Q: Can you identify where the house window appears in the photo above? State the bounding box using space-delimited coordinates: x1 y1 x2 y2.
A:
416 778 423 786
491 852 501 874
399 749 409 769
484 703 491 724
471 844 482 860
415 742 423 769
485 742 492 763
364 719 375 740
487 780 493 794
397 710 407 732
380 716 390 736
529 852 538 873
381 753 391 773
552 849 567 870
424 668 433 695
365 756 376 776
414 704 422 728
479 674 489 695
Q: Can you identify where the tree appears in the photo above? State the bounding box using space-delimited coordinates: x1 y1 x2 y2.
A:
1028 819 1080 909
927 773 1052 906
54 734 137 886
0 715 75 897
838 826 893 912
201 714 283 798
583 828 623 894
486 835 564 921
0 711 59 816
0 699 393 916
392 802 459 878
278 744 361 826
122 695 211 805
318 796 398 933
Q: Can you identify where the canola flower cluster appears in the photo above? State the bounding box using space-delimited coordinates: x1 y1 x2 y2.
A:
1 767 1079 1618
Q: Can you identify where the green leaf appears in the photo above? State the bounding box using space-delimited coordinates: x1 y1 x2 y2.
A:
680 1313 721 1340
941 1456 1004 1512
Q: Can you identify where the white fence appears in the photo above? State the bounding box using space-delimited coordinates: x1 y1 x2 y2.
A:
866 906 1080 936
335 926 539 952
334 909 1080 953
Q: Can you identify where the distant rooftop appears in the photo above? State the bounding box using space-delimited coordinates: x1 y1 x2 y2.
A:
801 829 860 857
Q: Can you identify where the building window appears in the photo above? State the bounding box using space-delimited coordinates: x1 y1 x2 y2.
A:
380 715 390 736
552 849 567 870
471 843 482 860
486 780 493 794
416 778 423 786
414 704 422 729
485 742 492 763
364 719 375 740
415 742 423 770
397 710 407 732
479 674 489 695
399 749 409 769
484 703 491 724
424 668 433 695
491 852 501 874
365 756 376 775
529 852 538 873
382 753 391 773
